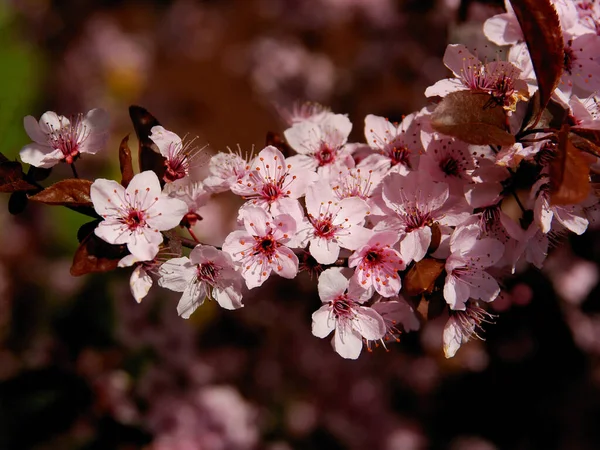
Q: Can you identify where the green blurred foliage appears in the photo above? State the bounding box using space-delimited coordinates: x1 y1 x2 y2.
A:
0 2 42 160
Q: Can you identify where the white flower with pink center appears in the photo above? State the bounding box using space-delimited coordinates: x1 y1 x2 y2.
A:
443 224 504 310
20 108 110 168
280 101 331 125
501 213 549 271
203 148 253 194
348 231 406 298
232 146 315 218
570 95 600 130
149 126 207 183
158 245 243 318
298 181 372 264
91 171 188 261
443 302 495 358
222 207 299 289
370 297 420 349
164 181 210 237
381 172 470 264
560 34 600 95
425 44 529 112
118 241 182 303
311 268 386 360
364 113 422 174
419 136 476 196
532 178 589 235
284 112 354 175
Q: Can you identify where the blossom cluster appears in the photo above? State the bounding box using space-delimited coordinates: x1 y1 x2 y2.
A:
11 0 600 360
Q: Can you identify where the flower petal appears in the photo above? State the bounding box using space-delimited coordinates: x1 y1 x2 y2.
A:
23 116 48 144
317 267 349 302
311 305 335 338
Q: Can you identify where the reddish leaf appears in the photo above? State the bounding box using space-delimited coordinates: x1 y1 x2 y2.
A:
403 258 445 297
428 223 442 254
29 179 93 207
510 0 563 122
119 135 134 188
266 131 292 156
0 160 37 193
431 91 515 146
129 105 166 182
70 226 128 276
27 166 52 182
569 129 600 158
8 191 28 215
550 125 593 205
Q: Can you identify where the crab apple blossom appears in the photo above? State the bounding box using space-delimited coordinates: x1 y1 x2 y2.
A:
149 125 207 183
311 268 386 359
222 206 299 289
203 148 253 193
371 297 420 349
164 181 210 232
380 172 470 264
118 238 182 303
419 136 476 196
330 162 387 214
231 145 315 219
284 112 354 175
158 245 243 318
364 113 422 174
501 212 549 271
425 44 529 112
91 171 188 261
569 95 600 130
298 181 372 264
532 178 589 235
348 231 406 298
443 302 495 358
20 108 110 168
281 101 331 125
560 34 600 95
119 254 155 303
443 224 504 310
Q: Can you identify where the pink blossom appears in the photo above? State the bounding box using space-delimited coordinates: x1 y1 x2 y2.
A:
118 239 182 303
203 148 253 194
284 112 354 175
158 245 243 318
149 126 207 183
280 101 331 125
20 108 109 168
464 158 509 209
419 136 476 196
330 163 387 214
231 146 315 218
222 207 299 288
119 254 155 303
532 178 589 235
560 34 600 95
363 113 422 174
311 268 386 359
371 297 420 349
569 95 600 130
91 171 188 261
380 172 470 263
348 231 405 298
425 44 528 112
443 302 495 358
501 213 549 270
443 224 504 310
483 1 522 46
164 181 210 232
298 181 372 264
